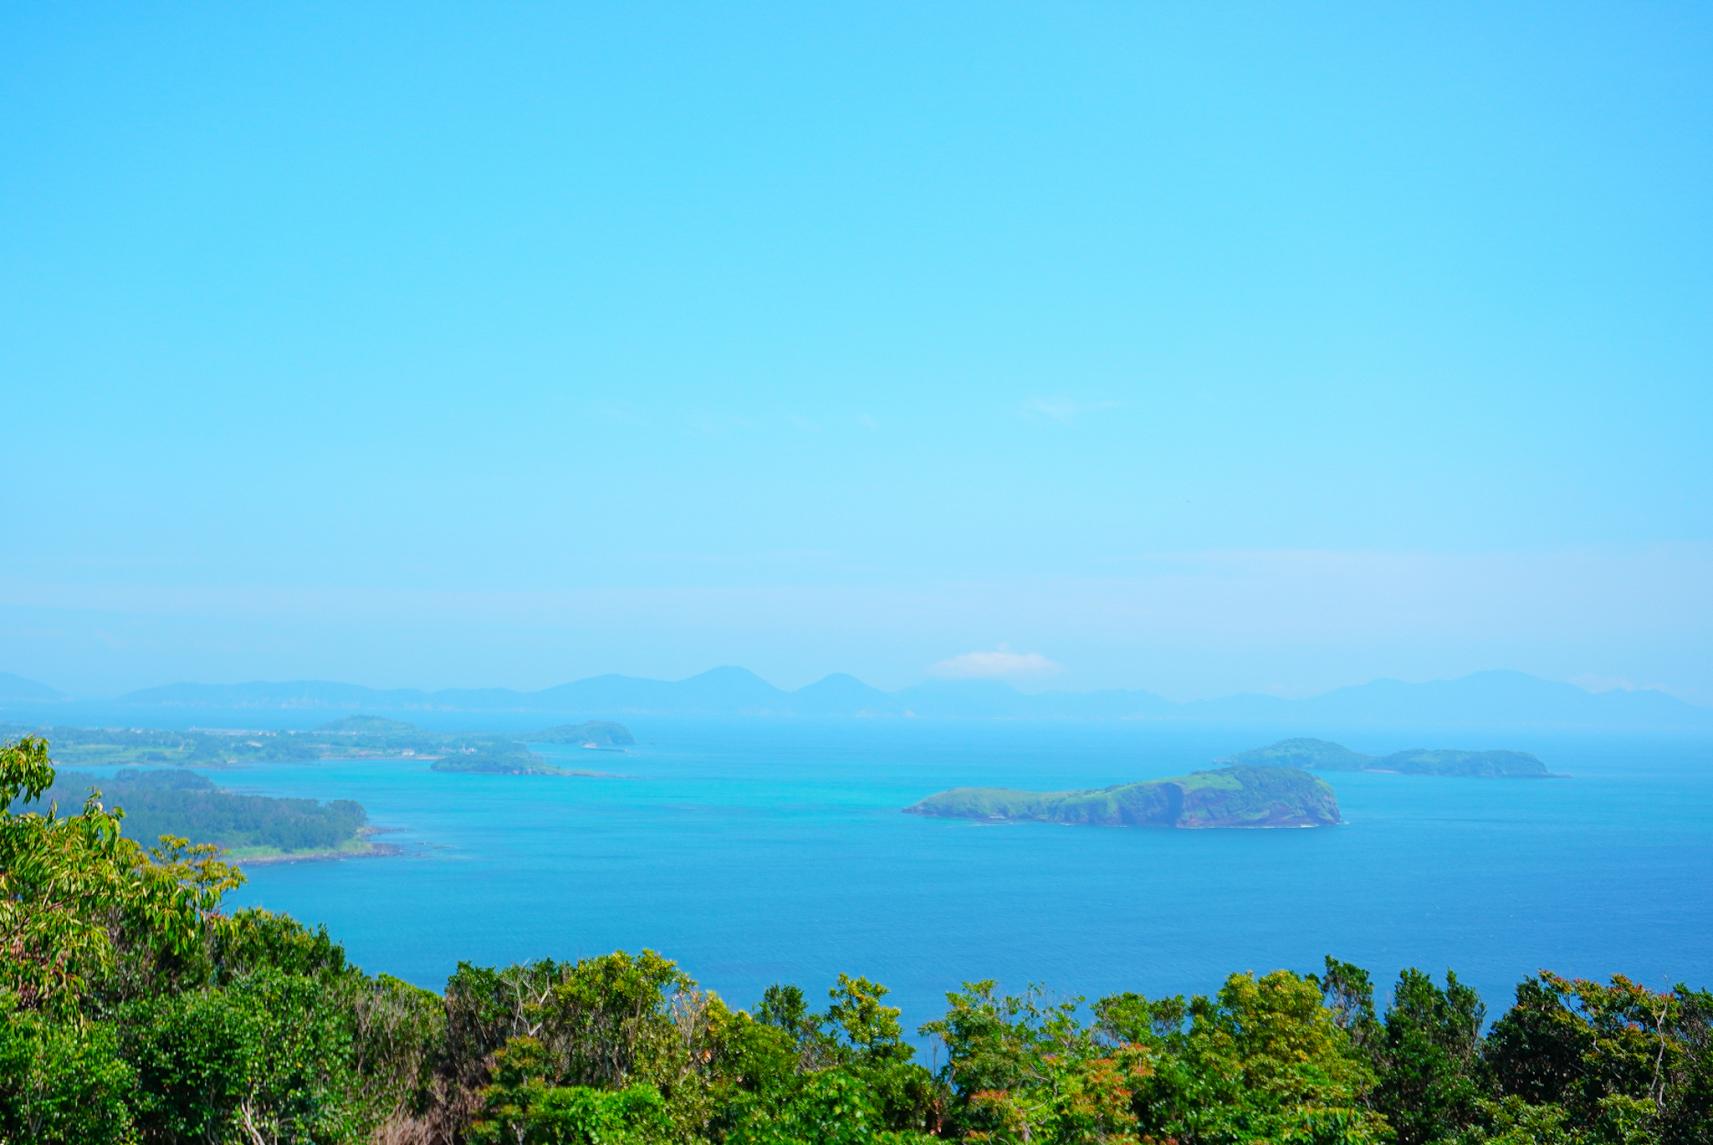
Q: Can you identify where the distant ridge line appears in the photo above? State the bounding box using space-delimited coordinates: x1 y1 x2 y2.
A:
3 667 1708 732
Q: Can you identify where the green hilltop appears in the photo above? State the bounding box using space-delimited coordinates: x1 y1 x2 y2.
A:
16 766 374 862
531 720 637 747
906 765 1341 829
1220 737 1375 770
1 715 636 773
1221 737 1555 778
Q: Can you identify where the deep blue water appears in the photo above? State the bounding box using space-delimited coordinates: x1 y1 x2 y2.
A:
50 718 1713 1031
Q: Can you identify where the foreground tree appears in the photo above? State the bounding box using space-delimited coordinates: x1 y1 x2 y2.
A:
1115 969 1390 1144
1 738 439 1144
927 979 1145 1144
0 735 241 1014
1483 973 1712 1145
1373 968 1486 1144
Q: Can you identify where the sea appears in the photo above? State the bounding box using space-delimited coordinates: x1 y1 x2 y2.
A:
19 712 1713 1033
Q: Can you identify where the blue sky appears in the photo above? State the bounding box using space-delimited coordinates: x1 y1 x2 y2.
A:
3 4 1710 700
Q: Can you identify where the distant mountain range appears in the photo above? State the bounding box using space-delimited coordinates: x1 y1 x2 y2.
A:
0 672 63 703
1 666 1709 732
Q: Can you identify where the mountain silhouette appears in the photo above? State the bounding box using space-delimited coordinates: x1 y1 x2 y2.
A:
18 666 1699 732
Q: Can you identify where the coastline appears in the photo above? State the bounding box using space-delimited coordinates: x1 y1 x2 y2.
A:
225 829 404 867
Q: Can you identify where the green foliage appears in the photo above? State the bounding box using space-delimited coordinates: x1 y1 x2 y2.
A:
2 716 638 775
470 1037 674 1144
0 738 437 1144
753 983 820 1058
823 975 940 1133
0 1004 135 1145
28 767 369 855
927 980 1144 1143
0 735 55 804
532 721 638 748
1220 738 1553 778
907 765 1341 829
1377 749 1550 778
430 747 572 775
1481 972 1712 1144
1458 1095 1587 1144
1110 969 1389 1144
1 738 243 1014
726 1068 940 1145
1373 968 1486 1144
1222 737 1377 771
122 967 362 1143
212 907 351 982
827 974 912 1064
443 950 734 1141
1316 956 1381 1045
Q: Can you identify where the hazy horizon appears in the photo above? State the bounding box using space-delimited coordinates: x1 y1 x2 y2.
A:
5 663 1710 721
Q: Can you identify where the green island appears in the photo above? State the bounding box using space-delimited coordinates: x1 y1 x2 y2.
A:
429 746 567 775
905 765 1342 829
429 746 626 778
0 713 636 776
1222 736 1557 778
15 766 383 864
531 720 638 748
4 733 1709 1145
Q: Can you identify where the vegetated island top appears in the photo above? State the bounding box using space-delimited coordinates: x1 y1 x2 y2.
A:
1220 737 1558 777
905 765 1341 829
17 766 382 864
0 716 637 776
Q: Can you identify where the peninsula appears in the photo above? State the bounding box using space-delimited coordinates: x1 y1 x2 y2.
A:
529 720 637 749
429 746 625 778
3 715 636 775
1220 737 1556 778
20 767 386 864
905 765 1341 829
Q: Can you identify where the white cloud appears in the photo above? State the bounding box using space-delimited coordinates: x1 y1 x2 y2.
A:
930 646 1063 680
1022 397 1122 425
1567 673 1680 697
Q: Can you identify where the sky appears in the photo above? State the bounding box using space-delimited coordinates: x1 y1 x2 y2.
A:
2 4 1711 702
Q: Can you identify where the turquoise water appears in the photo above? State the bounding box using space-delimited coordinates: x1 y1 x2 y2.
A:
78 720 1713 1027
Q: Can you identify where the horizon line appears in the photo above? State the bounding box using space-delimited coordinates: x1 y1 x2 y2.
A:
4 664 1707 712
